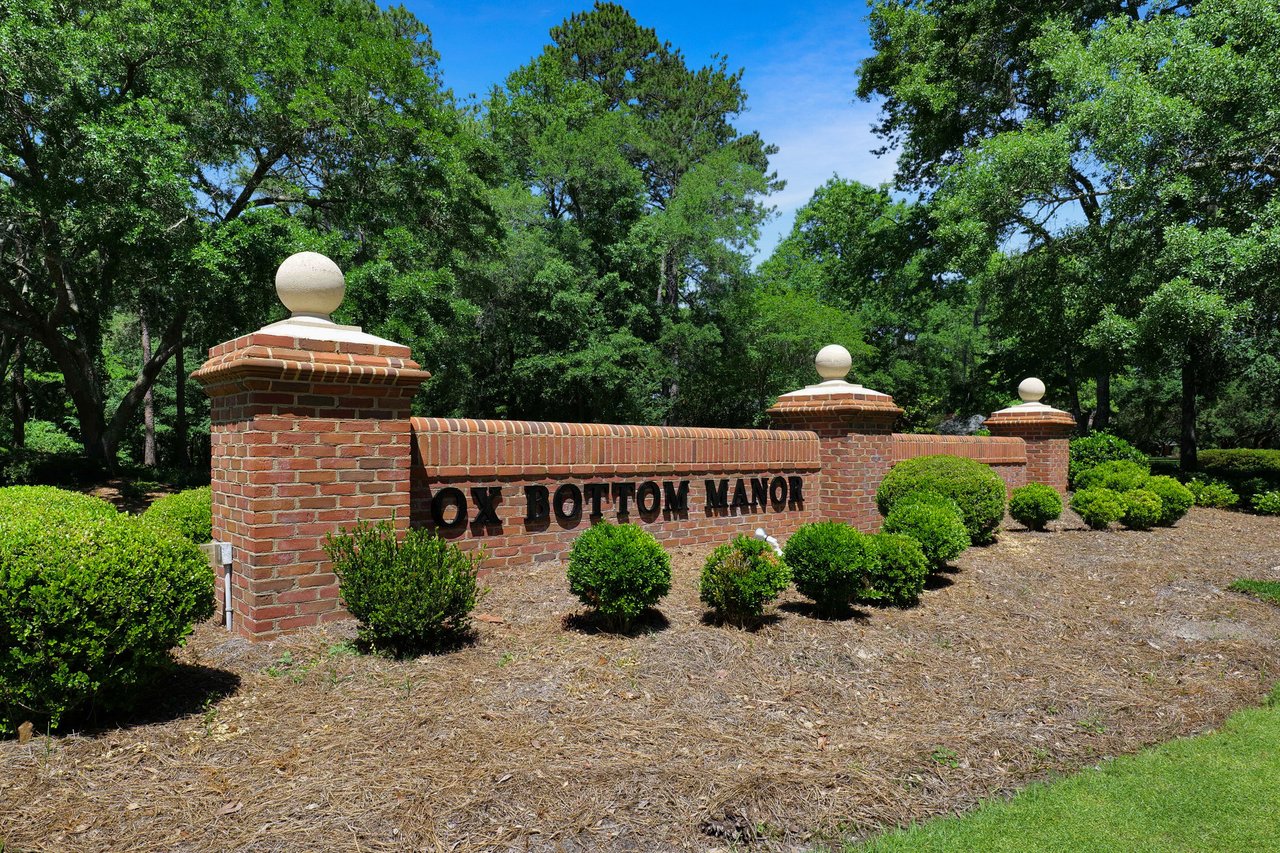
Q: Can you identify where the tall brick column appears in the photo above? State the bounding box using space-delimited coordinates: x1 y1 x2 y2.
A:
193 253 430 638
767 345 903 531
985 378 1076 494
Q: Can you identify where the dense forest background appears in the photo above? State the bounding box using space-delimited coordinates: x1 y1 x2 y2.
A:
2 0 1277 480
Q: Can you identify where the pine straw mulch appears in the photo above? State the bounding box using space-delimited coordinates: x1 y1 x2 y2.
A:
3 508 1280 853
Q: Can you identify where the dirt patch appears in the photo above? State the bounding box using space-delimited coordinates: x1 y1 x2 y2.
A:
3 508 1279 852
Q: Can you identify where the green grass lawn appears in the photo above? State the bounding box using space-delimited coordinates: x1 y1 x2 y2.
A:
846 688 1280 852
1229 579 1280 606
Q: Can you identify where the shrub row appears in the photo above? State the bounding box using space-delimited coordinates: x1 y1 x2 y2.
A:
1068 459 1195 530
0 487 214 735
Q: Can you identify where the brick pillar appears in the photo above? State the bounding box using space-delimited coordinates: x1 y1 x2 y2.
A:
984 379 1076 495
192 253 430 639
767 346 902 531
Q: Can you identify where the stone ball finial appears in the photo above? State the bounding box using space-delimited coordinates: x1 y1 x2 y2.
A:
1018 377 1046 404
815 344 853 382
275 252 345 321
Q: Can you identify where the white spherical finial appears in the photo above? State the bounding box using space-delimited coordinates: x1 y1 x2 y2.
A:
275 252 345 321
1018 377 1046 404
815 344 853 382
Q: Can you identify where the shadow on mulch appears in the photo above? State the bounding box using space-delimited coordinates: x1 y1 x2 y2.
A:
561 608 671 636
699 611 783 632
924 573 957 591
20 663 243 740
777 600 871 622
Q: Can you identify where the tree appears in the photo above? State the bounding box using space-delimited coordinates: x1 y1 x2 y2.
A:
0 0 496 464
475 2 779 425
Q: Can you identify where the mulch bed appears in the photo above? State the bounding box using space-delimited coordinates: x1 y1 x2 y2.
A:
3 508 1280 852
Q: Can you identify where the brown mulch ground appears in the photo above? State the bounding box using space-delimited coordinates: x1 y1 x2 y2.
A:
3 508 1280 853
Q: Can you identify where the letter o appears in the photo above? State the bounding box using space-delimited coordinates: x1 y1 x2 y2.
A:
553 483 583 523
431 487 468 530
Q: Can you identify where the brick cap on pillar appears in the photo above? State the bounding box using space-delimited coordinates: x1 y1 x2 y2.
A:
191 252 431 394
767 344 903 418
986 377 1076 430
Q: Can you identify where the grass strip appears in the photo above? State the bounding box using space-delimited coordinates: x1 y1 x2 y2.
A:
1229 578 1280 606
846 688 1280 852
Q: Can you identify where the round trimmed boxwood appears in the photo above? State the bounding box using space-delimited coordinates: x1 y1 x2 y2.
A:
699 536 791 626
1120 488 1163 531
0 487 215 734
881 495 969 568
566 522 671 630
143 486 212 544
1009 483 1063 531
1069 432 1149 488
1075 460 1151 493
1145 476 1194 526
876 455 1006 545
867 533 928 607
1070 486 1125 530
783 521 875 615
325 521 484 656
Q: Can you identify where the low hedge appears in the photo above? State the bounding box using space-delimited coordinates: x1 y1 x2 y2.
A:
143 487 213 544
876 455 1006 545
0 486 215 734
1197 449 1280 498
1009 483 1063 531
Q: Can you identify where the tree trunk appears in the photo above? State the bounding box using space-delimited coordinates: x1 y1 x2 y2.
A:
1180 359 1197 473
1094 368 1111 432
174 339 188 468
12 337 29 448
141 314 157 468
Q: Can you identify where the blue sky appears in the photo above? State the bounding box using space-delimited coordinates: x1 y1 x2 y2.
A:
403 1 898 259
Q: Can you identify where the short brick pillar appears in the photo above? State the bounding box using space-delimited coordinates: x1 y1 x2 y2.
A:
767 345 902 531
985 378 1076 494
193 253 429 638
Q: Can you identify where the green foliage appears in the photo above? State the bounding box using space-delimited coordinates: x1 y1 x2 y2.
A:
0 486 214 733
1229 579 1280 605
876 455 1007 545
1076 461 1152 493
324 522 484 656
881 495 970 568
566 522 671 630
1070 487 1126 530
1120 489 1163 531
867 534 929 607
1145 476 1195 526
1250 491 1280 516
1009 483 1063 531
1197 449 1280 494
143 487 212 544
1187 478 1240 510
699 536 791 625
1069 434 1150 489
783 521 876 615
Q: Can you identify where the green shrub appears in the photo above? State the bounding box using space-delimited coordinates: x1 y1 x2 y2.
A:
881 496 969 568
1187 477 1240 509
0 487 214 734
1120 488 1163 531
143 487 212 544
876 455 1007 545
1070 487 1126 530
1075 460 1151 493
22 420 81 455
1197 449 1280 493
325 521 484 655
867 534 929 607
1009 483 1063 531
1069 432 1149 488
783 521 875 615
699 536 791 625
1251 491 1280 515
566 522 670 630
1145 476 1195 526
